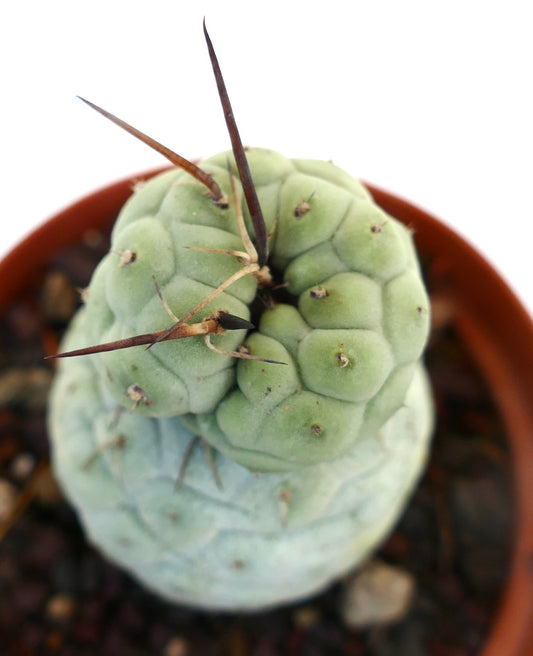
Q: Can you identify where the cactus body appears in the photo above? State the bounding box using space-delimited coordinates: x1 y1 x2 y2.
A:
48 149 433 609
50 331 432 610
65 149 430 471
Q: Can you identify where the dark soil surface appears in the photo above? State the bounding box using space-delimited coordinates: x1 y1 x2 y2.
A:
0 227 514 655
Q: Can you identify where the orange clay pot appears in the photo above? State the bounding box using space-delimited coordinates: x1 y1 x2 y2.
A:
1 170 532 655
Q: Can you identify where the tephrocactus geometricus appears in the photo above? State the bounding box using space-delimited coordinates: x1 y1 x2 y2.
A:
48 20 433 610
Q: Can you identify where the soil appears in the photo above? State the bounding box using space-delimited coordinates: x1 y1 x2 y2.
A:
0 226 514 655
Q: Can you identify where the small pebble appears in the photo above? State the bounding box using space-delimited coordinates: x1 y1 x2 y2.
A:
46 593 77 622
10 452 36 481
0 477 17 522
0 367 53 411
292 605 322 629
341 559 416 629
163 636 189 656
41 271 78 322
83 228 106 248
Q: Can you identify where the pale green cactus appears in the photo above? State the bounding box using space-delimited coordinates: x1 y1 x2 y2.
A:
50 345 432 610
47 23 434 610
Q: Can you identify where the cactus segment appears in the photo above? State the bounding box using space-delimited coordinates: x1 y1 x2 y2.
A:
51 148 431 465
50 346 432 610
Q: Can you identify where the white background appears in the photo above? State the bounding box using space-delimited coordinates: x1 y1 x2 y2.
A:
1 1 532 318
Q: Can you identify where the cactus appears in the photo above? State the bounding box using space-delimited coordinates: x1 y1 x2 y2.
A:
47 22 433 610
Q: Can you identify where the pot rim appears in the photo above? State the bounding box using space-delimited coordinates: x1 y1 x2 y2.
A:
1 169 532 655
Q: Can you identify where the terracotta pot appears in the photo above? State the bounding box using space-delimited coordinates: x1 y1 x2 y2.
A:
1 170 532 655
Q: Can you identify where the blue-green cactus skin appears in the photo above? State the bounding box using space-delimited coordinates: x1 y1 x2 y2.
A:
48 149 434 609
71 149 430 471
50 337 432 610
